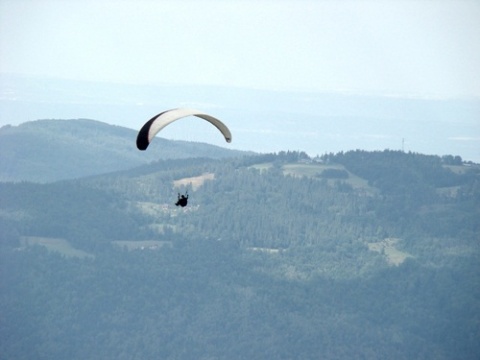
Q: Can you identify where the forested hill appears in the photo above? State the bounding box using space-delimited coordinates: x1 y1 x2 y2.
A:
1 150 479 359
0 119 247 182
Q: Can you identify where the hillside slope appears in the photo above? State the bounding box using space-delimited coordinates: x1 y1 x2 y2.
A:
0 119 247 182
2 150 478 272
1 151 479 359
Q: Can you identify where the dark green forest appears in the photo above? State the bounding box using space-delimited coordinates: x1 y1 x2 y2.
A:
1 150 479 359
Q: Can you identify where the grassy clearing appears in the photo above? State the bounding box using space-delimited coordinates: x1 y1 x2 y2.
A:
247 247 283 254
282 163 376 194
134 201 171 216
443 163 480 174
147 223 177 234
250 163 274 171
173 172 215 190
367 238 413 266
282 163 326 177
20 236 94 259
112 240 172 251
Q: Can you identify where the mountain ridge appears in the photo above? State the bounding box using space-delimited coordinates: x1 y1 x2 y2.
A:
2 73 479 162
0 118 249 182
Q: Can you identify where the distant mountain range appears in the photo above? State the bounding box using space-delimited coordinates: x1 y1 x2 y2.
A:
1 73 479 162
0 119 249 182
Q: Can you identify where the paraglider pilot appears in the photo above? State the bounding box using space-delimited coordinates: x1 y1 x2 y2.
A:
175 192 189 207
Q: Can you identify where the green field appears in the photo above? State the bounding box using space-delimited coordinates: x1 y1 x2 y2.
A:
173 172 215 190
20 236 94 259
112 240 172 251
249 163 274 172
367 238 413 266
282 162 377 194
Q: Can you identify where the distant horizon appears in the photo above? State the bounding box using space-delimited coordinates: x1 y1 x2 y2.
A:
1 73 479 163
2 71 480 102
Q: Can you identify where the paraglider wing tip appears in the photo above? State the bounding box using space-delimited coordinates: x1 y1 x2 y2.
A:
136 116 158 151
136 138 149 151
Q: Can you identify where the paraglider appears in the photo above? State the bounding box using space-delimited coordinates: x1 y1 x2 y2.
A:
136 108 232 208
136 108 232 151
175 192 189 207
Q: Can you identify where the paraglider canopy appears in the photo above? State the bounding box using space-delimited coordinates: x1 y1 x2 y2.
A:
136 108 232 151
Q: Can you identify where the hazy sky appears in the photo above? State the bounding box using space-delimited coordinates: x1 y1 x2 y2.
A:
1 0 479 98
